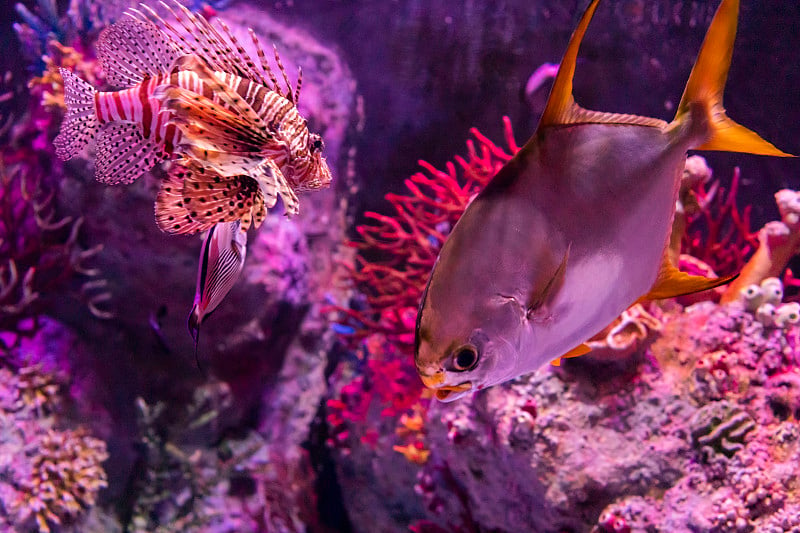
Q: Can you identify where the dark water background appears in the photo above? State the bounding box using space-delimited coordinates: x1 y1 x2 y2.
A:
3 0 799 222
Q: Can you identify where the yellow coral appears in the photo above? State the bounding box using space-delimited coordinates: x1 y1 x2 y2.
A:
393 442 430 465
28 41 102 110
15 428 109 533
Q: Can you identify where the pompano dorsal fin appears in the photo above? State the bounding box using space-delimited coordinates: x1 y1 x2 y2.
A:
537 0 667 130
538 0 600 128
638 251 736 302
550 343 592 366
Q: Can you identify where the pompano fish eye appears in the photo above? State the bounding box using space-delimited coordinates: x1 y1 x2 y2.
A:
452 345 479 371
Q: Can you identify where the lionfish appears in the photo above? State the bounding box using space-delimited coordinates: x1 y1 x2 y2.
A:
54 1 333 350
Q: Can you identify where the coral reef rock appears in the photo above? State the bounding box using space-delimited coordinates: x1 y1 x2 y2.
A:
331 298 800 532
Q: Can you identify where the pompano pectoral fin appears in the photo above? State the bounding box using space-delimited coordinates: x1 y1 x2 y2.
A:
675 0 793 157
550 343 592 367
638 252 735 302
527 244 570 315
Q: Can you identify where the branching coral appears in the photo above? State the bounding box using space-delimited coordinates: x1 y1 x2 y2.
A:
328 119 520 466
28 41 104 111
0 155 110 345
13 0 121 70
11 428 109 533
337 117 520 349
676 156 800 302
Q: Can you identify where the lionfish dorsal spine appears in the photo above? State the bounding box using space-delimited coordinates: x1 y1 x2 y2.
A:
294 67 302 107
215 17 272 89
248 28 283 97
96 17 180 88
272 44 296 104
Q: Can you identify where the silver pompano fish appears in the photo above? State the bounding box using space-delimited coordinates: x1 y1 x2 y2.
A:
415 0 793 402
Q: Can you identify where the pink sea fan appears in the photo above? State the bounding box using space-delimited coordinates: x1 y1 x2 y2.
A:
337 117 520 350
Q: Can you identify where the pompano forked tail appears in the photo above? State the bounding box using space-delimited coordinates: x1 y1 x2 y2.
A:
188 220 248 370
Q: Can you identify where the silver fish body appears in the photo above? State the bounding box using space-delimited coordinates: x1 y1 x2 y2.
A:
418 120 694 396
415 0 793 402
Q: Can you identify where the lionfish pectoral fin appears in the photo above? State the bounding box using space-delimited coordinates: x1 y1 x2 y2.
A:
95 122 165 185
193 220 248 327
54 69 98 161
638 251 736 302
258 159 299 216
169 54 269 135
96 17 180 88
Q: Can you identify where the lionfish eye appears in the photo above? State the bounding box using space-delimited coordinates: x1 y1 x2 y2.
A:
452 345 479 371
310 136 323 152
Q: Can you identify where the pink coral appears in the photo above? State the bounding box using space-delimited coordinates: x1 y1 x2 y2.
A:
337 117 520 349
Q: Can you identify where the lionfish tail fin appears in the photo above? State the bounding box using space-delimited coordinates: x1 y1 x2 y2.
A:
97 17 180 88
54 68 98 161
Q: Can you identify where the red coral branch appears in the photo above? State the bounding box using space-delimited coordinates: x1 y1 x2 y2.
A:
336 117 520 351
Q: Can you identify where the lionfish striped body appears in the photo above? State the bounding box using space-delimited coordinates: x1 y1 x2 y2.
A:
55 1 332 235
53 1 333 348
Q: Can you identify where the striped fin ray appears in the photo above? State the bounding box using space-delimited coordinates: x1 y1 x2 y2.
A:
131 0 300 102
95 122 165 184
256 158 299 216
248 28 283 98
169 54 270 136
96 18 180 88
188 220 248 347
157 85 268 151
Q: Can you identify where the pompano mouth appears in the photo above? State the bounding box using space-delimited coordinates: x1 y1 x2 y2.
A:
433 382 473 402
419 372 446 388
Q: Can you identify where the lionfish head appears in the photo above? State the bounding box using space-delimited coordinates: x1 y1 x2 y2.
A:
288 133 332 191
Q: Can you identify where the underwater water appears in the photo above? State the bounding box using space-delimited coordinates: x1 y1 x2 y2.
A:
1 0 799 531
